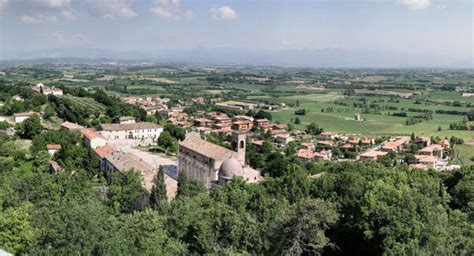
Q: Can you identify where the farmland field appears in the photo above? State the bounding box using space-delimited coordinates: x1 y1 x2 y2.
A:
65 96 107 112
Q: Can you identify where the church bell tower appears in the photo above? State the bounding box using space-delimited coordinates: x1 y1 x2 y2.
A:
232 131 246 166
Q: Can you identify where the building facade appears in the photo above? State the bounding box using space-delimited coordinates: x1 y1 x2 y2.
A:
99 122 163 142
178 132 262 189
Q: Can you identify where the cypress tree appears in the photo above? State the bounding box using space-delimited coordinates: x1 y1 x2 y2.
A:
177 171 190 197
150 166 167 209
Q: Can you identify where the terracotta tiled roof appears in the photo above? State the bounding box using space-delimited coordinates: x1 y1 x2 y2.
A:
95 144 118 159
81 129 104 140
415 155 436 163
99 122 161 131
360 151 387 158
14 112 35 117
317 140 335 146
420 144 443 152
47 144 62 150
179 135 233 160
295 149 314 159
61 121 84 130
255 118 270 123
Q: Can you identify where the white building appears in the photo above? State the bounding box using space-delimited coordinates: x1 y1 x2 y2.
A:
13 112 36 124
47 144 62 156
81 129 107 149
32 83 63 96
98 122 163 142
119 116 136 124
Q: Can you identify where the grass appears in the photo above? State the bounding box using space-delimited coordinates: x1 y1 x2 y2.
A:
65 96 107 112
270 91 471 141
452 144 474 166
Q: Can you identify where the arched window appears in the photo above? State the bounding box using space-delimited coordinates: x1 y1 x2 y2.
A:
239 140 244 149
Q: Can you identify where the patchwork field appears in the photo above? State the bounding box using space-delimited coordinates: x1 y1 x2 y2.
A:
270 92 472 138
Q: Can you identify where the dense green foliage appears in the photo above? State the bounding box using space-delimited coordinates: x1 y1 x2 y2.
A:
3 123 472 255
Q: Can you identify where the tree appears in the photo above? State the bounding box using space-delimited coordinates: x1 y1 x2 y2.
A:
16 114 43 139
157 131 176 152
254 110 272 120
177 171 190 197
306 122 323 135
29 199 120 255
108 171 148 213
404 153 417 164
112 209 188 255
0 121 10 130
0 203 36 254
294 109 307 115
450 173 474 215
150 167 167 209
164 124 186 141
33 150 50 172
269 199 339 255
275 164 311 204
294 117 301 125
43 104 56 120
263 152 290 178
311 163 464 255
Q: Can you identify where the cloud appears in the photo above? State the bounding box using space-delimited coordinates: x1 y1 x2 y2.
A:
61 9 76 20
21 13 58 24
398 0 431 10
150 0 194 20
0 0 8 11
210 6 238 20
183 9 195 21
150 6 173 18
33 0 71 8
83 0 137 19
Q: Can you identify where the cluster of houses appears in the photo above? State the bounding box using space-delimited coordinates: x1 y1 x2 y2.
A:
294 132 375 162
257 102 287 111
412 138 450 169
57 119 179 199
289 131 453 171
32 83 63 96
357 135 451 170
124 96 170 115
215 102 255 111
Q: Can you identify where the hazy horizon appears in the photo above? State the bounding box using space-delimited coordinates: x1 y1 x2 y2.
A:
1 0 473 68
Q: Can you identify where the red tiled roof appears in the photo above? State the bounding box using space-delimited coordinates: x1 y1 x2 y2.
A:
61 121 84 130
295 149 314 159
81 129 104 140
95 144 118 159
252 140 264 146
47 144 62 150
100 122 161 131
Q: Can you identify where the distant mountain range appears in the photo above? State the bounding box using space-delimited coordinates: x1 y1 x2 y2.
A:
0 47 472 68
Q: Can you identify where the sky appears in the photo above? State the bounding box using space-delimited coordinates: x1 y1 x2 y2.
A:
0 0 472 67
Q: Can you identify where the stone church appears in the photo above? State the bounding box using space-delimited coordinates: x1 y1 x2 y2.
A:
178 132 263 189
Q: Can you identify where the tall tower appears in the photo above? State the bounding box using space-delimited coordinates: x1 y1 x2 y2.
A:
232 131 246 166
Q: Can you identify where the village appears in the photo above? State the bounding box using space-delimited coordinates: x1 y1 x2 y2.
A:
0 82 463 201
